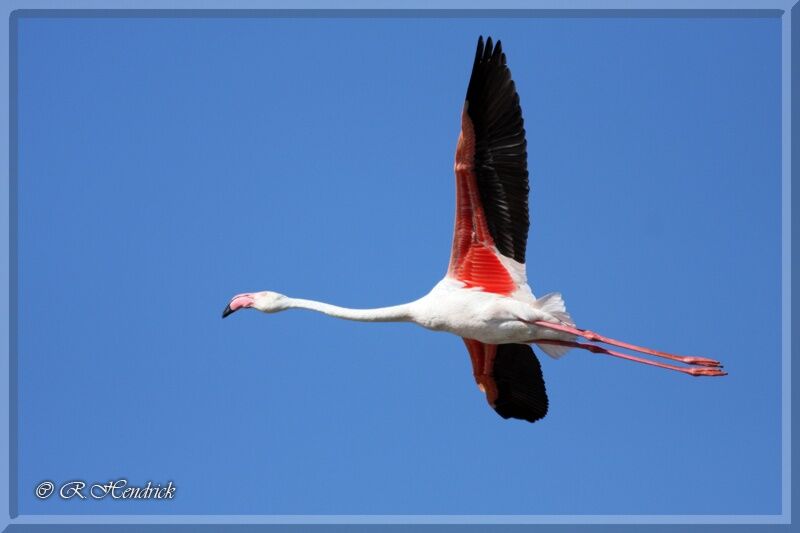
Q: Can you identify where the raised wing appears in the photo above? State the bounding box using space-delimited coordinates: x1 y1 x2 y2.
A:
464 340 548 423
448 36 530 295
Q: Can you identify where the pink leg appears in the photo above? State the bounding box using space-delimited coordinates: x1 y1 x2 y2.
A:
533 321 722 368
535 340 727 377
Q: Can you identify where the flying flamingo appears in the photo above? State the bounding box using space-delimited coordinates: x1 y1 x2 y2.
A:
223 36 726 423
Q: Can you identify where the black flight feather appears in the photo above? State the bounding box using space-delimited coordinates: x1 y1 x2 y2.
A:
465 36 530 264
492 343 548 423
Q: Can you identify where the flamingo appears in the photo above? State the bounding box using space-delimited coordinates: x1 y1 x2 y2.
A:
223 36 726 423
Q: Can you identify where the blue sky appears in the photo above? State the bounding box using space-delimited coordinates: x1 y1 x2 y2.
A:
15 15 781 515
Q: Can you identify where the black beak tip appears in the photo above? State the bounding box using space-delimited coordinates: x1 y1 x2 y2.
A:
222 304 234 319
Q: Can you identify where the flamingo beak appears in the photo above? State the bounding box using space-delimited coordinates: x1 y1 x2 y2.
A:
222 294 255 318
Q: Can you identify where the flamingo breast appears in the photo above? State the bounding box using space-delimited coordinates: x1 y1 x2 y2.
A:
412 278 541 344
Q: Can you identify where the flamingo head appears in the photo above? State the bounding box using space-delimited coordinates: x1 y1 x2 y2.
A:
222 291 289 318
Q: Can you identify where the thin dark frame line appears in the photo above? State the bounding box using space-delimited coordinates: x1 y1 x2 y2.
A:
6 8 788 524
8 8 785 19
9 7 18 521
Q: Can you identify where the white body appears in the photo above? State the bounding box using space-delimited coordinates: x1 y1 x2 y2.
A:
411 277 574 352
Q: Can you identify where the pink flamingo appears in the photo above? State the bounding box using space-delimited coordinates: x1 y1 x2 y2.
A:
223 36 725 423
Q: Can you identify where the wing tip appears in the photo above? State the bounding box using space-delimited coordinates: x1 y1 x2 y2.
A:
491 344 549 423
473 35 504 66
467 35 509 100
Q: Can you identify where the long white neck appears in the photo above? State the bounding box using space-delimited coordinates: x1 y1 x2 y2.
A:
284 297 416 323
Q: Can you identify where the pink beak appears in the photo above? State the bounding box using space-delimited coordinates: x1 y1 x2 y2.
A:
222 293 255 318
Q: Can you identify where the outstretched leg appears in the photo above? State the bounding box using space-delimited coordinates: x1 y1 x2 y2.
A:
534 339 726 377
533 321 723 368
